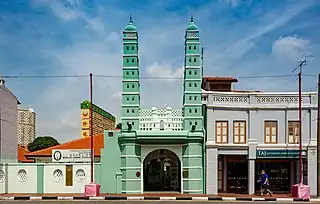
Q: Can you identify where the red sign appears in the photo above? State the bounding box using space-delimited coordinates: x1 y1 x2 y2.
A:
136 171 140 178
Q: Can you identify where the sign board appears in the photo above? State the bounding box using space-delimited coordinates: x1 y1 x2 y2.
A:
256 149 307 158
52 149 92 163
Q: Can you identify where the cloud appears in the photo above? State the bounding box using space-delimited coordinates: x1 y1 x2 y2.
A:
222 0 251 7
31 0 105 34
272 36 310 60
146 63 183 83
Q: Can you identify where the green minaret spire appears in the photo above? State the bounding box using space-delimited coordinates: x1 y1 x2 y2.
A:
121 15 140 131
182 17 203 131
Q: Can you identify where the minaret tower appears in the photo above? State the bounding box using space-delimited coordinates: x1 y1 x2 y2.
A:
121 15 140 131
182 17 203 131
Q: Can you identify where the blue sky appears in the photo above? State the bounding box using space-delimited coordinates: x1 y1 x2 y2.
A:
0 0 319 142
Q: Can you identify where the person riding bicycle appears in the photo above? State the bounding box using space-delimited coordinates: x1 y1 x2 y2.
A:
258 170 272 196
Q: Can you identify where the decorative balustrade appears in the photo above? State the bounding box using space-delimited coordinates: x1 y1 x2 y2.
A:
139 107 184 131
202 91 317 107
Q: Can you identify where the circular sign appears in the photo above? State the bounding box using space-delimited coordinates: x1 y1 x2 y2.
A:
53 151 62 161
136 171 141 178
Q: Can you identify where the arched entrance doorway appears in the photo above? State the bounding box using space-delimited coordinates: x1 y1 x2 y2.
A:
143 149 181 192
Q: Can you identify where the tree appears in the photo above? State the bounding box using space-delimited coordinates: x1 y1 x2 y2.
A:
116 123 122 130
27 136 60 152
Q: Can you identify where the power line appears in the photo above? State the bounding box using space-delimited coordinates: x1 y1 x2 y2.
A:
0 73 318 80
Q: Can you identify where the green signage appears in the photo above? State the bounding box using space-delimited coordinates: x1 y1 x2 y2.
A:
256 150 307 158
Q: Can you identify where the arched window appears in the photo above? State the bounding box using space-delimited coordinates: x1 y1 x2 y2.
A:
160 120 165 130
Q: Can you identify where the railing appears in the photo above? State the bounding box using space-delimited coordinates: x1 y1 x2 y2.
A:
202 91 317 106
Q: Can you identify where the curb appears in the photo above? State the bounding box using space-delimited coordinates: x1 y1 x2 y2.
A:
1 196 320 202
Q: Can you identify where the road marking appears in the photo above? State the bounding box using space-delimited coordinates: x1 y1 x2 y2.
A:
127 196 144 200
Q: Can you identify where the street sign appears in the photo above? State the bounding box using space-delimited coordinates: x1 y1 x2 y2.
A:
52 149 92 163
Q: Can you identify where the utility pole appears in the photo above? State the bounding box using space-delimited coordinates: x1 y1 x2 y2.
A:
317 73 320 196
89 73 94 183
0 105 2 165
292 56 310 184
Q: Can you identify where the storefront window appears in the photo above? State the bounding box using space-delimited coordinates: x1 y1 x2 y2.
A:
256 161 290 193
227 162 247 193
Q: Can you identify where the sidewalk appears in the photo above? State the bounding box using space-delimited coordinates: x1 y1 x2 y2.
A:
1 193 320 202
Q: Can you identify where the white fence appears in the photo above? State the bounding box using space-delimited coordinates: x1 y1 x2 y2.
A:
0 163 100 194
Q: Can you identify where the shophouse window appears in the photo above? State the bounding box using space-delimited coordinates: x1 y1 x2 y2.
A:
264 121 278 144
216 121 228 143
233 121 246 144
288 121 300 144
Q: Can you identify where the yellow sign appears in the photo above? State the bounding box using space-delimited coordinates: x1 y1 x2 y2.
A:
81 130 90 138
81 109 90 119
82 119 90 129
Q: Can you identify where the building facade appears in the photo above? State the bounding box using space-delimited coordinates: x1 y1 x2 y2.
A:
17 108 36 146
100 17 205 194
80 100 116 138
203 90 318 196
0 78 20 163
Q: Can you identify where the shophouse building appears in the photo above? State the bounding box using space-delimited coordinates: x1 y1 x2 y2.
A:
203 79 318 196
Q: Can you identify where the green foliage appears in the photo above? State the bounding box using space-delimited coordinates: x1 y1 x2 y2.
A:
27 136 60 152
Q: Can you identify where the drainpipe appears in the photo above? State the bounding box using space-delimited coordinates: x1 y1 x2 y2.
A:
202 104 207 194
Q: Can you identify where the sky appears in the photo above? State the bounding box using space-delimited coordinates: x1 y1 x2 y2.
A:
0 0 319 142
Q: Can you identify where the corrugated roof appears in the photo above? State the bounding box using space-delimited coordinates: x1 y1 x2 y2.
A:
26 134 104 157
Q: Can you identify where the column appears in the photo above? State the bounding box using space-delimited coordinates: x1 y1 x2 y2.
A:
248 159 255 194
248 139 258 195
308 147 317 196
223 156 227 192
290 160 295 186
182 143 203 194
206 145 218 194
121 143 142 194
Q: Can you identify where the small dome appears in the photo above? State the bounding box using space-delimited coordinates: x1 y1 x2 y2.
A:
166 107 172 110
124 15 137 31
152 107 157 111
186 16 199 31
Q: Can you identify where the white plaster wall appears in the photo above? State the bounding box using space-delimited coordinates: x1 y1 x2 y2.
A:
141 145 183 193
0 166 6 193
7 165 37 193
44 163 91 193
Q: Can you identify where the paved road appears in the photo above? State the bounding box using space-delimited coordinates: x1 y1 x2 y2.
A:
0 201 312 203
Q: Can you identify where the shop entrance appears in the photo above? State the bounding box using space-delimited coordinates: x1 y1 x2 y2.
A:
255 160 290 193
226 157 248 194
143 149 181 192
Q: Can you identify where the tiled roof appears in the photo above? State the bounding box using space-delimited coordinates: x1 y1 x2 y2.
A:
203 77 238 82
26 134 104 157
18 145 33 163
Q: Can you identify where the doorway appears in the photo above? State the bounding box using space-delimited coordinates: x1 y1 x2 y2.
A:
143 149 181 192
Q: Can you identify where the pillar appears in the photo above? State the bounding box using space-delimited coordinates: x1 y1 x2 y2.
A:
206 142 218 194
223 156 227 192
308 146 317 196
182 142 204 194
248 160 255 194
248 139 258 195
290 160 295 186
